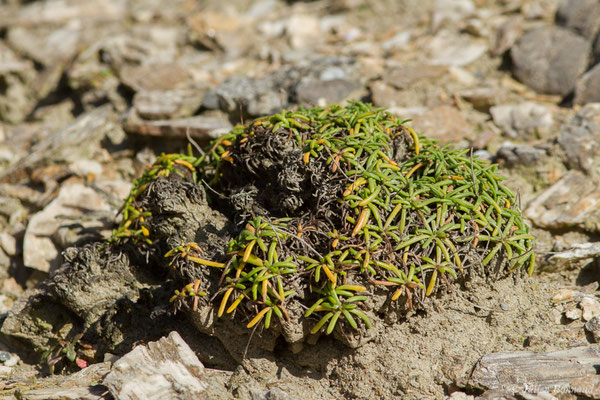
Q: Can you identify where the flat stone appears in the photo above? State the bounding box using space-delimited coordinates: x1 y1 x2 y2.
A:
496 144 547 167
545 242 600 272
490 102 554 139
427 31 487 67
586 317 600 343
409 105 473 144
7 25 81 67
120 63 191 92
471 346 600 394
203 75 288 117
558 103 600 177
458 87 501 111
525 171 600 231
430 0 475 32
511 26 591 95
9 0 126 26
556 0 600 41
492 16 523 56
124 112 232 140
295 78 360 107
565 307 583 320
0 106 125 184
383 64 447 90
0 43 37 124
571 375 600 399
581 297 600 321
133 88 206 120
574 63 600 104
104 331 229 400
23 181 129 272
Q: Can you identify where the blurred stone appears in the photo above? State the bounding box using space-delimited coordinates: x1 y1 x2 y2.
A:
285 14 321 49
369 81 404 108
459 87 500 111
525 171 600 231
492 16 524 56
558 103 600 176
120 63 190 92
585 317 600 343
431 0 475 32
0 42 37 124
570 375 600 399
133 88 206 120
555 0 600 41
124 111 233 140
384 64 447 90
0 106 125 184
17 362 112 400
581 297 600 321
409 106 472 144
381 31 411 53
490 102 554 139
511 27 590 95
447 392 475 400
203 75 287 117
574 64 600 104
8 0 126 26
0 232 16 256
104 331 229 399
545 242 600 272
7 25 81 67
565 307 583 321
427 31 487 66
252 388 299 400
295 77 360 106
496 144 547 167
23 181 129 272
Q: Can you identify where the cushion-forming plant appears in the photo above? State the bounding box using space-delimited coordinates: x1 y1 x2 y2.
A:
113 101 535 341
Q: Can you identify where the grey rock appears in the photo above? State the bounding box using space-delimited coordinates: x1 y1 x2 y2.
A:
104 331 229 400
557 103 600 176
585 316 600 342
17 362 112 400
490 102 554 139
0 42 37 124
295 77 360 106
252 388 299 400
556 0 600 41
570 375 600 399
574 64 600 104
492 16 524 56
384 64 447 90
203 75 288 117
0 106 125 183
120 63 190 92
427 31 487 67
23 181 130 272
0 351 10 362
133 88 206 120
430 0 475 32
204 57 359 118
496 144 547 167
525 170 600 231
459 87 501 111
124 112 233 140
544 242 600 272
7 25 81 67
471 346 600 394
8 0 126 26
511 27 591 95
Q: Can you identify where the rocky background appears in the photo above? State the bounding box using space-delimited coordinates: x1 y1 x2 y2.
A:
2 0 600 399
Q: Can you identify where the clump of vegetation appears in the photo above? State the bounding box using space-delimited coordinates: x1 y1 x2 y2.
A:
113 101 534 340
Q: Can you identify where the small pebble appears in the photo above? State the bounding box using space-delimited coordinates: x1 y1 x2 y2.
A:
499 302 510 311
0 351 10 363
565 307 583 321
4 353 19 367
581 297 600 321
585 316 600 343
